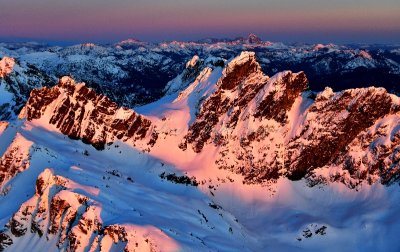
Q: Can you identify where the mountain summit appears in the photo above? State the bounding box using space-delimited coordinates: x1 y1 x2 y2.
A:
247 33 263 44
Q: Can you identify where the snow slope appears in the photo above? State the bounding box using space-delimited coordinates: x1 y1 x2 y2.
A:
3 103 400 251
0 120 257 251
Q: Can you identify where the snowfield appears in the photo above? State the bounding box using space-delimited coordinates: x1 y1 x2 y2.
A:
2 117 400 251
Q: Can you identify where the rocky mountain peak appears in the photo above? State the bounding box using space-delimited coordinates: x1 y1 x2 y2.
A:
218 51 261 90
58 75 76 86
182 51 276 152
2 40 400 252
186 55 200 68
286 87 398 181
247 33 262 44
163 55 206 95
174 51 400 186
22 77 154 150
0 56 15 78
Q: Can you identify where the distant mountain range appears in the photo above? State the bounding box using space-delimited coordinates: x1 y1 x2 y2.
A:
1 34 399 120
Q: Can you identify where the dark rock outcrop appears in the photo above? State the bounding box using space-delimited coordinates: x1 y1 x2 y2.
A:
0 233 13 251
22 76 154 150
0 134 32 191
287 87 398 180
183 51 273 153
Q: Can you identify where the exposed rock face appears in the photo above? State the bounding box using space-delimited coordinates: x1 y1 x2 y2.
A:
254 71 308 123
306 109 400 188
286 87 398 180
67 205 102 251
4 48 400 251
0 133 32 192
182 51 272 153
182 52 308 153
1 169 87 249
22 76 154 150
24 86 61 120
182 51 400 186
0 233 13 251
218 51 261 90
0 169 176 252
0 57 15 78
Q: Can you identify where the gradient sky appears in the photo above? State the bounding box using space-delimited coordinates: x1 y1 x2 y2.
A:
1 0 399 44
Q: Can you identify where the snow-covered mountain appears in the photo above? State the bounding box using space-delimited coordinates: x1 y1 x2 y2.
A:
1 35 399 121
0 57 54 120
2 50 400 251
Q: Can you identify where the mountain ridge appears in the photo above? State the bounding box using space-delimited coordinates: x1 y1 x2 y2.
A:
1 36 399 122
18 51 400 188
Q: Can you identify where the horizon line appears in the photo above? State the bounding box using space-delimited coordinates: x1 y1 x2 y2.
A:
1 34 399 47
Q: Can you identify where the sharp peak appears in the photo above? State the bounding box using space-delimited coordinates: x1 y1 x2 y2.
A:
217 51 263 90
186 55 200 68
59 76 76 84
223 51 260 74
0 56 16 78
227 51 257 66
247 33 262 39
57 76 87 89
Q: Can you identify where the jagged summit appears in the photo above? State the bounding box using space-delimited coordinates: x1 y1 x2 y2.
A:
223 51 259 72
164 55 225 95
0 57 15 78
21 76 154 150
1 37 399 124
247 33 263 44
173 51 400 186
58 75 77 87
218 51 262 90
186 55 200 68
